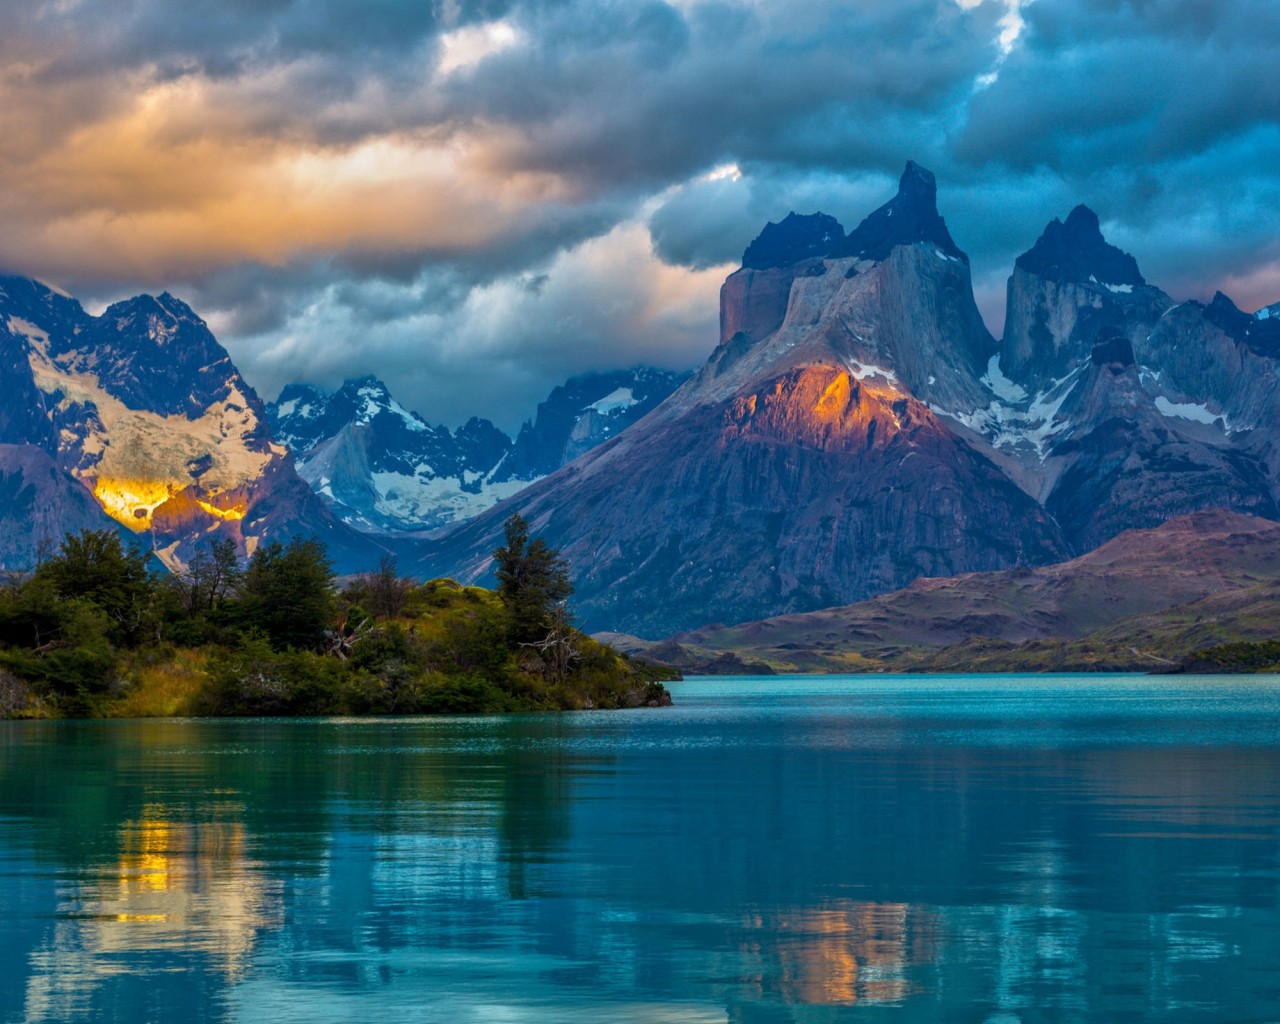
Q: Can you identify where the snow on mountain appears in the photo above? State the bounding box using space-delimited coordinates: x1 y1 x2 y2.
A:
269 368 689 533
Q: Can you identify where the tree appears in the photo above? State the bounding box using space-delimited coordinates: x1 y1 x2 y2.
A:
363 554 412 620
176 537 242 614
35 530 155 646
493 514 573 645
235 537 335 651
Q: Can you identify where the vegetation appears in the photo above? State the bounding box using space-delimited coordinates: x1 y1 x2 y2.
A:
0 516 674 719
1175 640 1280 674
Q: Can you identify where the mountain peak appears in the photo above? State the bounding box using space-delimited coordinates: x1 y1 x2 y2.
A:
1201 289 1280 357
831 161 966 263
741 212 845 270
339 374 392 398
1016 205 1146 288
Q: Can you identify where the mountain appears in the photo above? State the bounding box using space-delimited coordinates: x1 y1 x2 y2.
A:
0 445 132 569
941 206 1279 551
416 163 1280 637
417 164 1073 636
0 275 387 573
267 368 688 533
268 377 519 534
490 367 691 483
623 509 1280 672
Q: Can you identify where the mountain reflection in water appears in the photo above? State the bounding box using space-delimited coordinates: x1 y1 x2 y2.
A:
2 675 1279 1022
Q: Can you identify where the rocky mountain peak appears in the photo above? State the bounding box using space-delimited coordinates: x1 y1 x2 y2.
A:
81 292 242 420
1016 204 1145 288
741 212 846 270
1202 290 1280 357
831 161 966 263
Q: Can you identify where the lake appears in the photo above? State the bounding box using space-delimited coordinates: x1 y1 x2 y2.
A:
3 674 1280 1022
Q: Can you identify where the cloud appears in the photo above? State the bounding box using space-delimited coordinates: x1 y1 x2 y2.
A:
215 220 727 432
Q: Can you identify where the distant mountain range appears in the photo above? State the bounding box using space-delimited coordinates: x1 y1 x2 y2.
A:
0 270 687 569
417 162 1280 636
267 368 687 533
604 509 1280 672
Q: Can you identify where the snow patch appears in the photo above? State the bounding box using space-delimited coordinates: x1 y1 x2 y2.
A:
1104 283 1134 294
1154 396 1228 429
367 470 531 526
933 364 1082 460
356 385 427 432
932 247 960 264
587 387 637 415
846 360 899 384
275 398 299 419
1257 306 1274 321
6 316 50 346
980 354 1027 402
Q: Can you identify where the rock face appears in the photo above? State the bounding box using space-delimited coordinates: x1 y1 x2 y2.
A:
0 275 386 572
417 163 1280 637
0 444 130 570
268 368 687 532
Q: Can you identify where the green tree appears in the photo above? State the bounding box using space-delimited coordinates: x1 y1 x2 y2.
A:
234 537 335 651
35 530 155 646
493 514 573 645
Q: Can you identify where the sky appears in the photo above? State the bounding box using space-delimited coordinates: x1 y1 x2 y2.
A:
2 0 1279 432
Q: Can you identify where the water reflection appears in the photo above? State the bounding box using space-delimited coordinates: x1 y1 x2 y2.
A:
0 677 1278 1021
736 901 938 1006
22 802 281 1022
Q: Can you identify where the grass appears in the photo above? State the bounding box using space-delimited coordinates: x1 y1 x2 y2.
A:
107 648 211 718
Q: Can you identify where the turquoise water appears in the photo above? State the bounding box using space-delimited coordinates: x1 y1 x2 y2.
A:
3 674 1280 1022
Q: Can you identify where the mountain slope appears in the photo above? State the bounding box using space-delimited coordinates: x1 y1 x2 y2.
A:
0 444 132 569
632 509 1280 672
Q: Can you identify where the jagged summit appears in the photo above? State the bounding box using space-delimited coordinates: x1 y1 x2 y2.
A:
1016 205 1145 288
832 161 967 263
1202 290 1280 357
737 162 965 272
742 212 845 270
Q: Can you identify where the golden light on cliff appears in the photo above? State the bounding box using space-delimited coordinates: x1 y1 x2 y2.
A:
92 478 175 530
90 478 248 529
195 499 247 522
